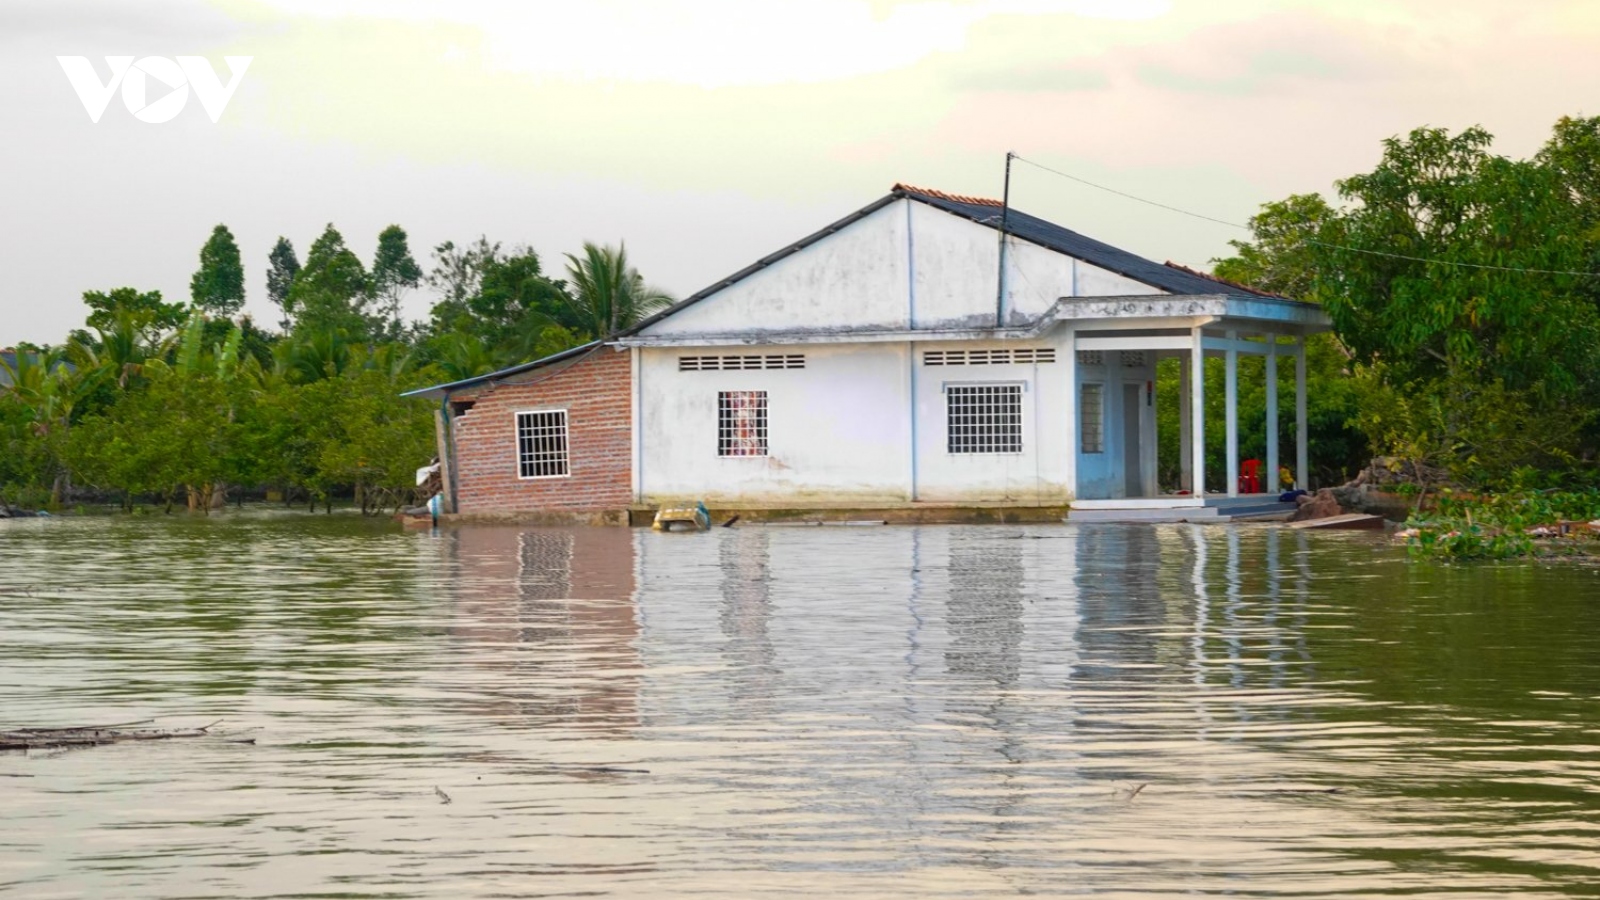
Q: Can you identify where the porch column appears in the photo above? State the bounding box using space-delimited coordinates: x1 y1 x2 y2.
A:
1265 337 1279 495
1179 354 1193 493
1189 328 1206 496
1224 329 1239 498
1295 334 1309 490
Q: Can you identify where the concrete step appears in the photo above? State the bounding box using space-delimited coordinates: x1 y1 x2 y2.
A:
1212 501 1297 519
1068 507 1227 524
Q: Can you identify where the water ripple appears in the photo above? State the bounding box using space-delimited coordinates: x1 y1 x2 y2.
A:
2 516 1599 897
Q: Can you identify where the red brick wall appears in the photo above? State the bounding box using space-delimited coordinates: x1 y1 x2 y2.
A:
450 348 632 513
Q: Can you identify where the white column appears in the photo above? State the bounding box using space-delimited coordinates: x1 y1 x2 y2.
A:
1265 337 1278 495
1190 328 1206 496
1295 334 1309 490
1179 355 1192 493
1224 329 1239 498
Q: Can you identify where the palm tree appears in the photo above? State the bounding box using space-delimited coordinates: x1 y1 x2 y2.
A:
562 242 672 338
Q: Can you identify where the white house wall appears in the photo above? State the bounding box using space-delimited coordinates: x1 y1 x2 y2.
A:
639 343 912 504
645 202 911 336
646 198 1166 340
911 336 1073 504
638 336 1078 506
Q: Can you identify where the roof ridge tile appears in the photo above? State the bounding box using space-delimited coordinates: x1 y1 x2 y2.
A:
892 183 1003 208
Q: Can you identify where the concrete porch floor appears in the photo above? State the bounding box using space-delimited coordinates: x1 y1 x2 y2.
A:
1067 494 1295 523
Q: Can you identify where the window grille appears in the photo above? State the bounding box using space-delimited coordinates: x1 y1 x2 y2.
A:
1121 350 1147 367
1077 350 1105 367
923 348 1056 366
680 354 804 371
718 391 768 457
516 410 569 478
1080 384 1104 454
946 384 1023 454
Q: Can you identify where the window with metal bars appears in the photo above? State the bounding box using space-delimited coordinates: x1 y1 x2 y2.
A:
945 384 1023 454
516 410 569 478
1080 384 1104 454
718 391 768 457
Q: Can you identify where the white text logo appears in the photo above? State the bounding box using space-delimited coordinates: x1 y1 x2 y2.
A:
57 56 252 124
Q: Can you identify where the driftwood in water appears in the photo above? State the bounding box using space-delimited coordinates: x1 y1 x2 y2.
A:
0 720 241 751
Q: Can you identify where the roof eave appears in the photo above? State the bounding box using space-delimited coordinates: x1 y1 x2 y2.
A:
400 340 603 401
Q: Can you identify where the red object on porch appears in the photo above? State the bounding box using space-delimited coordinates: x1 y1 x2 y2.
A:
1239 459 1263 494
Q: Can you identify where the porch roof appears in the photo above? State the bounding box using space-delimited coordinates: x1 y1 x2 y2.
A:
1057 294 1330 331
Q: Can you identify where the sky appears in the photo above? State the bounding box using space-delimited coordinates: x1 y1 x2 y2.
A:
2 0 1598 345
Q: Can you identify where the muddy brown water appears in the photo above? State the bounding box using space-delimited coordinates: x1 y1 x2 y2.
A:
2 514 1599 898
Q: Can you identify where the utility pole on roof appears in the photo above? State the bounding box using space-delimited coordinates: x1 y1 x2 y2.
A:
996 151 1014 328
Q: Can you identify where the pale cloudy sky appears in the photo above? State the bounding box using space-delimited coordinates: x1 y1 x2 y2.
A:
2 0 1597 344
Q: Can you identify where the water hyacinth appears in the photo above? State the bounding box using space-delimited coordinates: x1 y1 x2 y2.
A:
1401 489 1600 560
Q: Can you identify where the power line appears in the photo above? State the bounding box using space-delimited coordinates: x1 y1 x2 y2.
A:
1010 153 1600 279
1012 155 1249 231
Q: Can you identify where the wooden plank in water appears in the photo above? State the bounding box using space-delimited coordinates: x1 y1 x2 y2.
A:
1288 513 1387 531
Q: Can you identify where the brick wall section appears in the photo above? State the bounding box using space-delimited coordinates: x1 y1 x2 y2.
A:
450 348 632 513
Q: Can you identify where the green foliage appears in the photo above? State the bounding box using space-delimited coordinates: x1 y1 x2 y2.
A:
371 225 423 341
266 237 301 331
422 239 582 374
6 219 663 514
1353 363 1594 490
563 242 672 338
1403 490 1600 560
190 224 246 317
82 287 187 334
1216 117 1600 490
288 224 375 338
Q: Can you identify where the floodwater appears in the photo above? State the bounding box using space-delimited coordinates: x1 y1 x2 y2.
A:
3 516 1600 898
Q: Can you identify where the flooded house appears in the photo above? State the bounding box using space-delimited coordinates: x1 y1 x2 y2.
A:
406 184 1331 523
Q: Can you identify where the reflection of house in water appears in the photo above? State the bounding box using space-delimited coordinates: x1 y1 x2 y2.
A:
945 533 1026 689
718 529 778 709
446 526 640 734
1071 525 1169 681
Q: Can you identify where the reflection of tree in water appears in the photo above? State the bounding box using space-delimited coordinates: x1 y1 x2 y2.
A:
718 529 777 709
944 534 1026 689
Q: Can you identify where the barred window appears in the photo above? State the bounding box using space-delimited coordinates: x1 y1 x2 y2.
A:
516 410 569 478
1077 350 1105 367
946 384 1023 454
718 391 768 457
1080 384 1104 454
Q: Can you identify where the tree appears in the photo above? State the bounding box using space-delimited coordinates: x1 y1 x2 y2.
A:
82 287 187 335
266 237 301 331
426 237 500 310
371 225 423 340
562 242 672 338
1214 119 1600 487
1319 126 1598 394
189 224 245 317
287 224 374 338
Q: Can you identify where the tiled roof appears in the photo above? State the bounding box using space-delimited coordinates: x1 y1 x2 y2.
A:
613 183 1291 341
892 184 1288 300
1160 261 1278 298
889 183 1003 208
